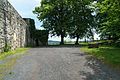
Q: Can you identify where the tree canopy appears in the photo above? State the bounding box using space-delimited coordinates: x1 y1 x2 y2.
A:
33 0 94 44
69 0 94 44
33 0 120 45
34 0 72 44
97 0 120 41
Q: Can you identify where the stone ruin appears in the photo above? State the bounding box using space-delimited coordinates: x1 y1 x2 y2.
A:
0 0 48 53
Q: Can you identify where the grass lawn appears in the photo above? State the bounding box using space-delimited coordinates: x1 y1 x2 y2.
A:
81 46 120 69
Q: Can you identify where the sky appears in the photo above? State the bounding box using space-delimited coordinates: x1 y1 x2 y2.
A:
8 0 99 41
8 0 62 41
8 0 43 29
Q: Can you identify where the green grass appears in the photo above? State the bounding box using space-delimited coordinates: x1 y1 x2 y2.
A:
79 40 113 46
79 42 89 46
0 48 28 60
0 48 28 80
81 46 120 69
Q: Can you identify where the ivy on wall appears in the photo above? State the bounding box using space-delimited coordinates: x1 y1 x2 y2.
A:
34 30 49 46
29 19 36 39
24 18 49 46
29 20 49 46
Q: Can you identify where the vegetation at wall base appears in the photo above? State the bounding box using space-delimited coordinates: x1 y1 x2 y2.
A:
3 43 11 52
0 48 28 80
81 46 120 69
0 48 28 60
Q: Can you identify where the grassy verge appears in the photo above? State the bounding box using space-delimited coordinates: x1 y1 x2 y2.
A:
0 48 28 60
0 48 28 79
81 46 120 69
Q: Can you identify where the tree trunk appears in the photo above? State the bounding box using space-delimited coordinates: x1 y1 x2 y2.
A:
84 38 87 43
75 35 79 45
60 34 64 45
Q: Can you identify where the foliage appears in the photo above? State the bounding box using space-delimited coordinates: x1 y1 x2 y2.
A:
0 48 28 79
29 19 36 39
69 0 94 45
81 46 120 69
33 0 95 45
33 0 72 44
34 30 48 46
4 43 11 52
97 0 120 41
34 0 120 44
0 48 28 60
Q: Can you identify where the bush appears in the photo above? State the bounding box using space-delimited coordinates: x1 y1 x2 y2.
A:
114 40 120 47
4 43 11 52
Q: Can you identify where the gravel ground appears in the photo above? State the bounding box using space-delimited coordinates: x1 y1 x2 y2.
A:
4 48 120 80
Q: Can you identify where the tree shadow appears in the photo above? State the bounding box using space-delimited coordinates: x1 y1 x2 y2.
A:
32 44 82 48
79 56 120 80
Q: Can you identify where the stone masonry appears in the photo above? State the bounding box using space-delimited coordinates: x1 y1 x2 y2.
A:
23 18 36 47
0 0 48 53
0 0 27 53
24 18 49 47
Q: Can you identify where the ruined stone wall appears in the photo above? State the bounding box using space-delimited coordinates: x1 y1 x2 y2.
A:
0 0 27 52
24 18 49 47
23 18 36 47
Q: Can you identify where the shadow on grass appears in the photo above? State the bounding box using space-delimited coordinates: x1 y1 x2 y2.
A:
80 56 120 80
81 46 120 68
72 48 120 80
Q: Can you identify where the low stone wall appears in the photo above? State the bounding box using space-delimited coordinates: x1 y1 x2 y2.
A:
0 0 27 52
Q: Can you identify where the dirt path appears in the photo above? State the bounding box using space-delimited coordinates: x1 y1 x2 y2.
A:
4 48 120 80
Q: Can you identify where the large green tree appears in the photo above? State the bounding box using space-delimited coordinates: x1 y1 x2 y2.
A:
34 0 95 45
69 0 94 44
33 0 72 44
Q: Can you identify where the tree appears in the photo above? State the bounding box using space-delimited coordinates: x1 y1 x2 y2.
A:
33 0 72 44
34 0 96 45
97 0 120 41
69 0 94 45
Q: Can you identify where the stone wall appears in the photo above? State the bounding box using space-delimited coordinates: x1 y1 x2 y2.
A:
0 0 27 52
23 18 36 47
24 18 49 47
0 0 49 53
34 30 48 46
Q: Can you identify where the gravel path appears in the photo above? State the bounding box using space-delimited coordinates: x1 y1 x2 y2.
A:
4 48 120 80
